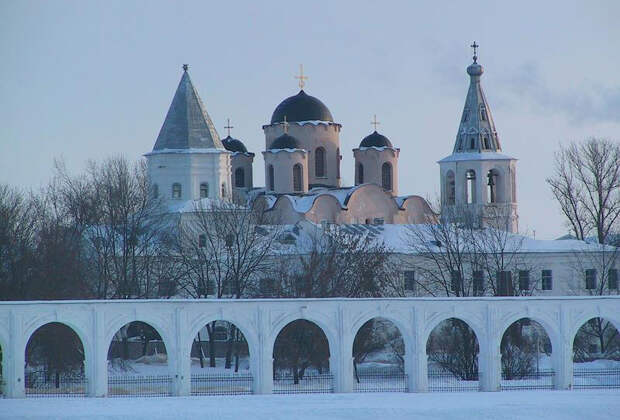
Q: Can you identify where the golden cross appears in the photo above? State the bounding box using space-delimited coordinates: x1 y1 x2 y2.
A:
283 115 289 134
295 64 308 90
371 114 380 131
224 118 233 137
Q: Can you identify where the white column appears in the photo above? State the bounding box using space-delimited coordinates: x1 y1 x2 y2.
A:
409 309 428 392
255 308 273 394
553 306 573 390
480 306 500 391
173 308 191 396
333 306 353 393
89 308 108 397
7 311 25 398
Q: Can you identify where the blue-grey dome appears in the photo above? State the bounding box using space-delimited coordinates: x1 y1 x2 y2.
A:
271 90 333 124
360 131 393 148
222 136 248 153
269 133 300 150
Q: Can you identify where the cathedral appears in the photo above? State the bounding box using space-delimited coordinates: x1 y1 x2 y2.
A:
145 48 517 232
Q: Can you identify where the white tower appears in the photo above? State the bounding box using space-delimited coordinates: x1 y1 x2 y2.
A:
438 44 518 232
145 65 231 203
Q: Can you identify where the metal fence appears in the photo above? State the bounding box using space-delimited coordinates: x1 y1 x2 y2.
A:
500 369 554 391
354 367 408 392
574 368 620 389
108 375 172 397
191 373 253 396
428 369 479 392
273 373 334 394
25 370 87 398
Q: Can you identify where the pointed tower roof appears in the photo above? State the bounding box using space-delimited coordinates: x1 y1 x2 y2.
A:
152 65 224 151
452 45 502 154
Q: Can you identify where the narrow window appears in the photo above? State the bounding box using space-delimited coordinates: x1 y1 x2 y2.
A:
542 270 553 291
609 269 618 290
381 162 392 191
519 270 530 291
200 183 209 198
585 269 597 290
466 170 476 204
268 165 275 191
235 167 245 188
473 271 484 296
451 271 462 294
497 271 513 296
470 137 476 149
315 147 326 177
152 184 159 199
358 163 364 184
480 106 487 121
446 171 455 205
336 148 341 179
221 183 226 198
404 271 415 293
483 137 490 149
293 163 303 192
198 234 206 248
487 170 498 203
172 183 182 199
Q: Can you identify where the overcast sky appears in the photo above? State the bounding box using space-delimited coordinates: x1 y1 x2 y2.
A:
1 0 619 239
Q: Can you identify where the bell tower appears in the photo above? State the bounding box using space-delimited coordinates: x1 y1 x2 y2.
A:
438 43 518 232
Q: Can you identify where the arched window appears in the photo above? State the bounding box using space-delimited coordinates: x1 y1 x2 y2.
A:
465 170 476 204
487 169 498 203
480 106 487 121
470 137 476 150
446 171 455 205
235 167 245 188
293 164 303 192
381 162 392 191
200 183 209 198
172 183 182 199
268 165 275 191
221 183 226 198
358 163 364 184
336 148 340 179
315 147 326 177
152 184 159 199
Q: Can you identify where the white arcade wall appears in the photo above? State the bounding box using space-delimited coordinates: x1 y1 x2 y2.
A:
1 296 619 398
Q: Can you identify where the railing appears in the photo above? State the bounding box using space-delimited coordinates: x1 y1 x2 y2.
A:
108 375 172 397
500 369 554 391
428 368 479 392
25 371 87 398
273 373 334 394
191 373 253 396
354 366 408 392
574 368 620 389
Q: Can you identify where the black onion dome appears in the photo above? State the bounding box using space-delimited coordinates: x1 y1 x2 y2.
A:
222 136 248 153
360 131 393 148
269 133 300 150
270 90 334 124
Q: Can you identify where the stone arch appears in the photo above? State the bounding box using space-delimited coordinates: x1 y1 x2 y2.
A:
571 312 620 344
270 312 338 358
496 313 560 355
350 312 413 356
571 316 620 362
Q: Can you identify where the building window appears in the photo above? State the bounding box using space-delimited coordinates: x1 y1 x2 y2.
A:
609 269 618 290
152 184 159 199
487 170 498 203
473 270 484 296
268 165 275 191
519 270 530 291
451 271 462 294
315 147 326 177
446 171 455 205
336 148 341 179
404 271 415 293
260 278 274 296
172 183 182 199
158 279 176 297
466 170 476 204
497 271 513 296
381 162 392 191
470 137 476 149
198 234 206 248
358 163 364 184
585 269 597 290
235 167 245 188
293 163 303 192
221 183 226 198
200 183 209 198
542 270 553 291
483 137 490 149
480 106 487 121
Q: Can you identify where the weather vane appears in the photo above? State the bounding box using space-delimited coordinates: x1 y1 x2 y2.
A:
295 64 308 90
371 114 380 131
224 118 233 137
470 41 479 63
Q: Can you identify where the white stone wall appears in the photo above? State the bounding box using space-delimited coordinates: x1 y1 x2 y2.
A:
1 296 618 397
262 150 309 194
353 148 400 196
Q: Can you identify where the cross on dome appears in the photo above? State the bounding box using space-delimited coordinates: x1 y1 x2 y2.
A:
295 64 308 90
371 114 380 131
224 118 234 137
470 41 479 63
183 64 189 72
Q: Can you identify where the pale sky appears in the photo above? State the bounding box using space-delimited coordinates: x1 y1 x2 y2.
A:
1 0 619 239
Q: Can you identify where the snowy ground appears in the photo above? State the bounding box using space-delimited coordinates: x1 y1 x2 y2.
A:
1 390 619 420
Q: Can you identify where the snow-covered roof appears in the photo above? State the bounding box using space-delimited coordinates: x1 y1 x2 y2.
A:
437 151 516 163
145 148 230 156
166 198 244 213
